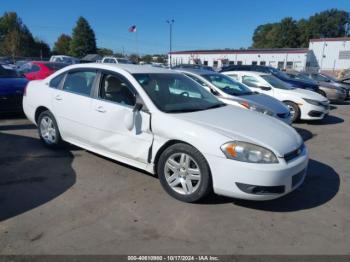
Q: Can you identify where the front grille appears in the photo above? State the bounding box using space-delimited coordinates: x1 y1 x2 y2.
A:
284 144 304 162
292 169 306 187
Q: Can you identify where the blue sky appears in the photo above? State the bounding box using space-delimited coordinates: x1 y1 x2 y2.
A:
1 0 349 55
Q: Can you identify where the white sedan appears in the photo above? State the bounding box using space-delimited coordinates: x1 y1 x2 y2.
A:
223 71 330 122
23 64 308 202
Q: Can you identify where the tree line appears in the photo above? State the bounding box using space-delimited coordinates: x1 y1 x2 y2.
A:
252 9 350 48
0 11 166 63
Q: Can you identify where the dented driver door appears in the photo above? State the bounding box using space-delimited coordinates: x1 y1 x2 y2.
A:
89 71 153 165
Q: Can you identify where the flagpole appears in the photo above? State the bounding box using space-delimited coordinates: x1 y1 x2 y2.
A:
136 29 139 61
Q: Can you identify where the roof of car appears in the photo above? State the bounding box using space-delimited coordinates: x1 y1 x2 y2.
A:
175 68 219 75
223 70 270 76
64 63 176 74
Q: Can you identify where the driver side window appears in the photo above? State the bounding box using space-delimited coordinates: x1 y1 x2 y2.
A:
99 73 136 106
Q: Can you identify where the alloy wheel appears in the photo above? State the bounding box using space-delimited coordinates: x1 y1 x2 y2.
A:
164 153 201 195
40 116 56 144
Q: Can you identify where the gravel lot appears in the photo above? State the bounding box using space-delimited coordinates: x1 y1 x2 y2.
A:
0 103 349 255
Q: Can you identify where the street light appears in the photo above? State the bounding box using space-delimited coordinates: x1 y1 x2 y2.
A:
167 19 175 68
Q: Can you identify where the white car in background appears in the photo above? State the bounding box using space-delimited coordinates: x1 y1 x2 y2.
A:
50 55 80 65
101 56 133 64
223 71 330 122
177 69 292 125
23 64 308 202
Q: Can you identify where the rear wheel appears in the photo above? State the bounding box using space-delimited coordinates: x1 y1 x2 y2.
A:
284 101 300 122
157 143 212 203
38 110 63 148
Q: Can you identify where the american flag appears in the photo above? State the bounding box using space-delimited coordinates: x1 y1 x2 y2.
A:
128 25 137 33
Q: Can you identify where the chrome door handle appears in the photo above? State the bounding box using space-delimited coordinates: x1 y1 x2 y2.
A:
55 95 62 101
96 106 106 113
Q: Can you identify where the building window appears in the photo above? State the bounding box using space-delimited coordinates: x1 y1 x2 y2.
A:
221 59 229 67
213 61 219 68
339 51 350 60
252 61 258 66
286 61 293 69
277 61 284 69
229 61 235 65
260 61 266 66
237 61 243 65
203 61 208 66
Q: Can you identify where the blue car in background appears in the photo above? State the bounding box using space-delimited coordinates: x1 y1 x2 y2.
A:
0 65 28 113
220 65 322 94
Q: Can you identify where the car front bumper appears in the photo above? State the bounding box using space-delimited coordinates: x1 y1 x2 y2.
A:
205 146 309 200
300 102 330 120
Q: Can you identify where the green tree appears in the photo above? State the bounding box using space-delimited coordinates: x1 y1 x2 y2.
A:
97 47 113 57
0 12 36 57
299 9 350 46
70 17 97 57
252 23 278 48
53 34 72 55
252 9 350 48
141 55 153 63
128 54 139 64
34 38 51 58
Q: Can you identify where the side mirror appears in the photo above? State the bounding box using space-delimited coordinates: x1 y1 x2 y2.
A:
133 102 143 113
259 85 271 91
125 97 144 131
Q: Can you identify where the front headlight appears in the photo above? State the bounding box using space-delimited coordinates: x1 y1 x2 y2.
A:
239 102 274 116
221 141 279 164
303 98 322 106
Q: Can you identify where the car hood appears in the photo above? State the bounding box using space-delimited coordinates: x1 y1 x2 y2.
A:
173 105 303 157
334 81 350 90
286 88 328 101
238 93 289 114
317 81 341 89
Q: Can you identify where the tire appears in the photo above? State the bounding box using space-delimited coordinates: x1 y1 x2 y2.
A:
284 101 300 122
37 110 63 148
157 143 212 203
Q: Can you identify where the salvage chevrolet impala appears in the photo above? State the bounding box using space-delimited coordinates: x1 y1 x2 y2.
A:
23 64 308 202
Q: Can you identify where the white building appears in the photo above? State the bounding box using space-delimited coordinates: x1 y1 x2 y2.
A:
169 37 350 72
308 37 350 71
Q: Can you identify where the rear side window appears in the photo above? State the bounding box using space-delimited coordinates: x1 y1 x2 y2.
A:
63 70 97 96
49 74 65 88
99 73 136 106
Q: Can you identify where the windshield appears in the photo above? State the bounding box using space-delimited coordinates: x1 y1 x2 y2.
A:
0 65 21 78
261 74 295 90
291 73 317 84
312 73 332 82
202 74 253 96
133 73 225 113
273 70 292 80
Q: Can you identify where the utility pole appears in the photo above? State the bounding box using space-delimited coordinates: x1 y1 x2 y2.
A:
166 19 174 68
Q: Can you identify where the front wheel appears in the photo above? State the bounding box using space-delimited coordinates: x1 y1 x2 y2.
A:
284 101 300 122
38 110 63 148
157 143 212 203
